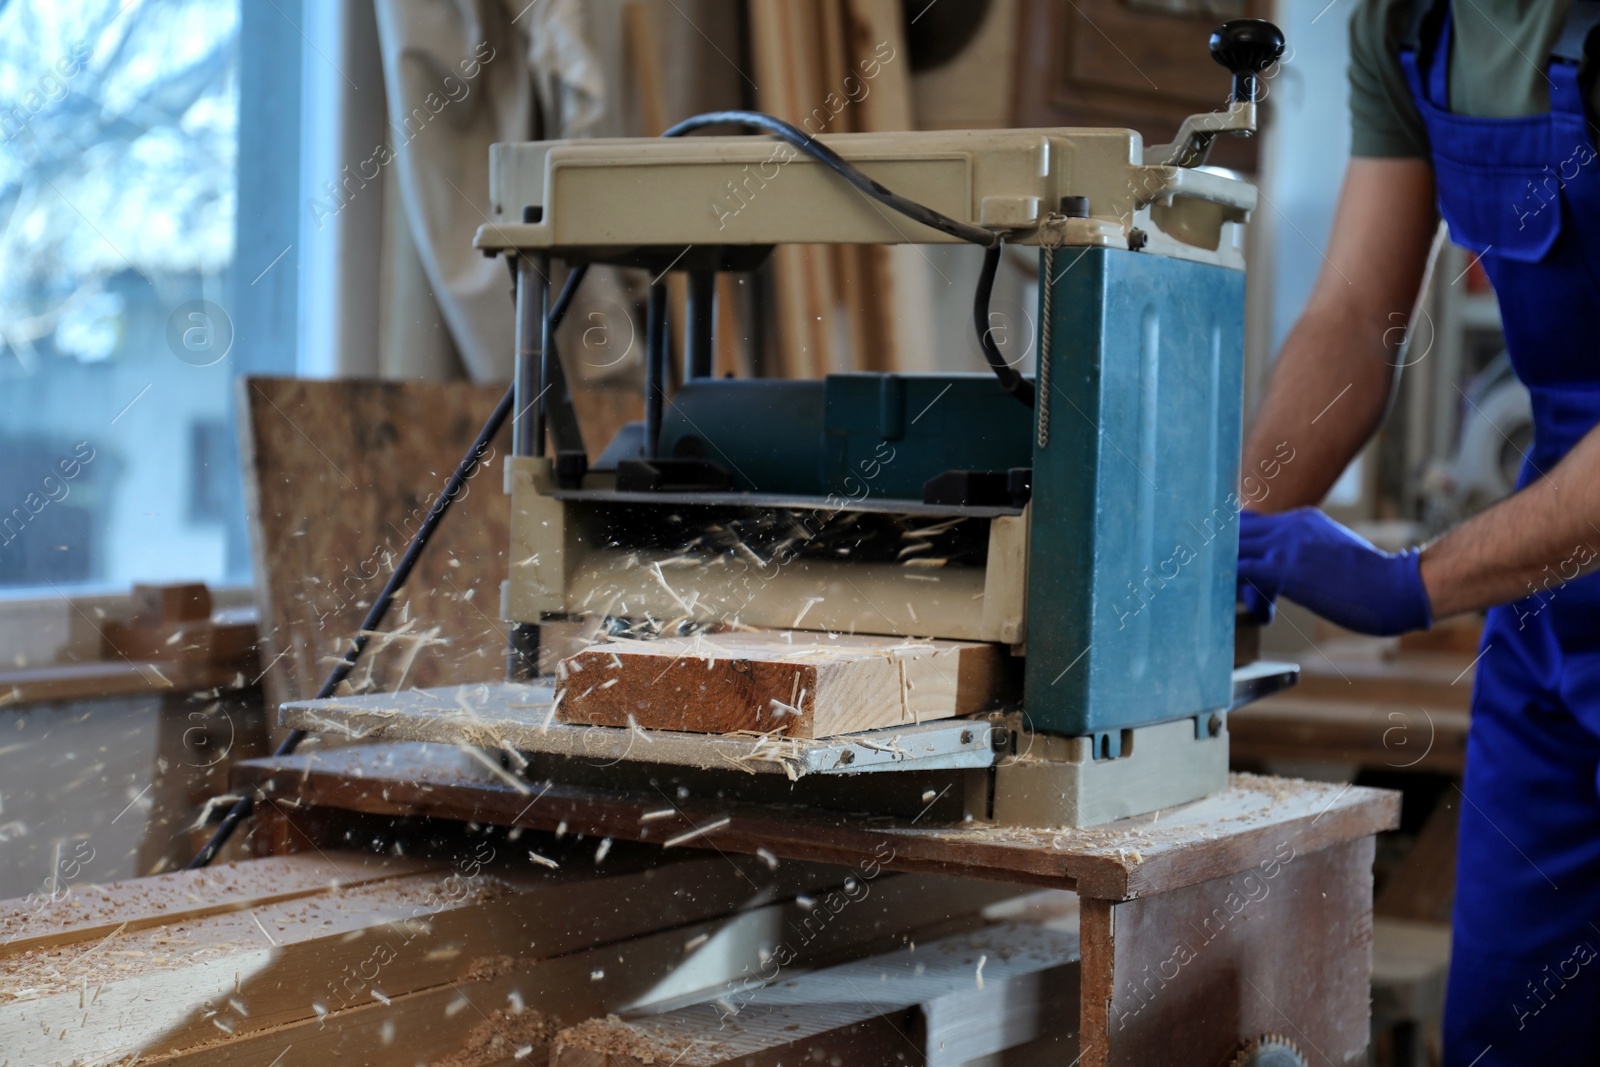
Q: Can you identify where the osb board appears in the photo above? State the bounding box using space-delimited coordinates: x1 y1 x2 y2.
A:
558 632 1002 737
239 377 513 713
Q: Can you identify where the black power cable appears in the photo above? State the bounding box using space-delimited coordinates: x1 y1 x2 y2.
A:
187 264 590 869
974 245 1034 406
662 110 1034 408
663 111 998 248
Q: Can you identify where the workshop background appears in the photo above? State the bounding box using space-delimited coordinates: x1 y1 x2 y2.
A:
1 2 1487 1064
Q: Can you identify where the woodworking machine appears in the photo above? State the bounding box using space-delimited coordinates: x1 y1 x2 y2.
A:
285 19 1295 828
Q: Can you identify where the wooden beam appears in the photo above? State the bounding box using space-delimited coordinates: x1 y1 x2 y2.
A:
132 582 213 624
749 0 836 378
0 659 249 708
842 0 925 374
124 869 1015 1064
557 632 1004 737
1291 637 1476 710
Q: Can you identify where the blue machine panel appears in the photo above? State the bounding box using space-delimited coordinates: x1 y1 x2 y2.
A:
1023 246 1244 738
661 374 1031 500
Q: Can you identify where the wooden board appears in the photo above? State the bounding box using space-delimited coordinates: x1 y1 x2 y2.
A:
557 632 1004 737
1292 638 1476 710
0 852 424 955
277 682 997 780
239 377 514 715
749 0 833 379
1230 695 1470 775
550 922 1079 1066
232 742 1399 902
1375 792 1459 923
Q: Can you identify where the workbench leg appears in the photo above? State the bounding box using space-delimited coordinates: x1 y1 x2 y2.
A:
1078 836 1375 1066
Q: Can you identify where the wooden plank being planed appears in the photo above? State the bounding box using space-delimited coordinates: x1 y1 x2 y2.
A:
557 631 1005 738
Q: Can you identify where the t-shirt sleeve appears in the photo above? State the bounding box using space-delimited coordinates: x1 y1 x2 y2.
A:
1348 0 1431 158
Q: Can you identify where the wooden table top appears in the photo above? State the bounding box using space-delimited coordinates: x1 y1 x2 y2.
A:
234 741 1398 902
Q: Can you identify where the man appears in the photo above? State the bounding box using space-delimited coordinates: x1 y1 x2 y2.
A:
1238 0 1600 1061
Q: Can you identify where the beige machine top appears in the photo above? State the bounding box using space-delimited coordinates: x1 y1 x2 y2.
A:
473 125 1258 270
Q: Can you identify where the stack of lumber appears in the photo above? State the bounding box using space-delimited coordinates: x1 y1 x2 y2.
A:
1 844 1059 1064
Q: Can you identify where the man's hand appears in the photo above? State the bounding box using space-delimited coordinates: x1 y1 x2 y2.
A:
1239 508 1433 636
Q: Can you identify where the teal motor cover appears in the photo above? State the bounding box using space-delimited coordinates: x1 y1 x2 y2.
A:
658 374 1032 500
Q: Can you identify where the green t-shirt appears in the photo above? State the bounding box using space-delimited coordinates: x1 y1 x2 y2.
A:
1349 0 1597 157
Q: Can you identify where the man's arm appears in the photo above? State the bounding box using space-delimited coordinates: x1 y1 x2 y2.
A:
1241 158 1438 510
1240 156 1600 628
1421 438 1600 618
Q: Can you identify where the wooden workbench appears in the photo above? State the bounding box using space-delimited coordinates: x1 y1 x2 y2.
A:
1230 637 1477 775
235 741 1398 1066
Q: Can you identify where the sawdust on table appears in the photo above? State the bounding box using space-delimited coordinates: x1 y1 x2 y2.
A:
555 1014 719 1065
434 1005 557 1067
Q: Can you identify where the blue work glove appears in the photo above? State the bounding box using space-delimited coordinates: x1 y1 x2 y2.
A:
1237 508 1433 636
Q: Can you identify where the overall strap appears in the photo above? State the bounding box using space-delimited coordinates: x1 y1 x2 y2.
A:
1399 0 1450 109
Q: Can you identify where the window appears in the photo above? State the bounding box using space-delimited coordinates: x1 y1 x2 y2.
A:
0 0 301 595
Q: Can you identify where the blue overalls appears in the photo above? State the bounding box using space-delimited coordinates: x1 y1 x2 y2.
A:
1401 1 1600 1061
